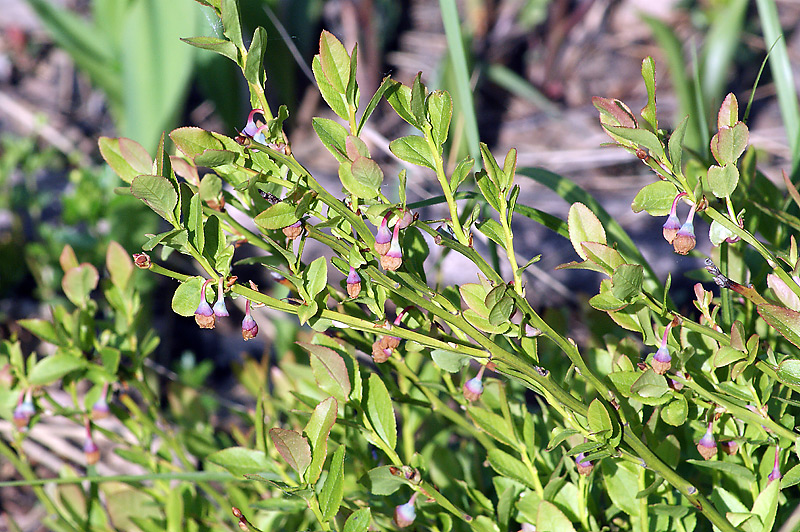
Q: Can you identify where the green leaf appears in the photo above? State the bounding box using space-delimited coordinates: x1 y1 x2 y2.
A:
568 203 606 260
389 136 435 169
313 56 348 120
603 125 666 160
305 257 328 299
220 0 243 50
660 395 688 426
98 137 153 184
467 407 517 448
707 163 740 198
254 202 299 231
476 170 501 211
313 117 349 162
170 127 224 159
172 277 204 317
685 459 756 484
630 369 669 399
587 398 613 438
269 428 312 479
776 358 800 387
464 309 510 334
106 240 133 291
194 149 237 168
711 122 749 166
28 354 87 386
751 478 779 532
640 57 657 132
207 447 273 477
589 291 628 312
361 466 411 495
758 305 800 348
410 73 426 124
345 43 359 108
611 264 643 302
537 500 577 532
487 449 537 488
349 157 384 198
244 27 267 89
343 507 371 532
476 218 506 250
318 31 350 94
427 90 452 148
430 349 470 372
319 446 345 521
631 181 678 215
712 346 747 368
131 175 178 222
62 263 99 308
300 342 351 402
180 36 238 62
357 77 393 135
602 461 640 517
365 374 396 450
338 160 374 199
384 80 417 127
488 296 514 326
668 116 688 174
304 397 338 484
718 93 739 129
460 283 489 316
450 157 474 192
17 319 64 347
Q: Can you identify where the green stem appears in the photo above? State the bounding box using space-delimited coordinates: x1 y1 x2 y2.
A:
424 123 469 245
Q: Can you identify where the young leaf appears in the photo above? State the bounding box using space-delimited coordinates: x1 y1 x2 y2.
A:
180 36 238 63
305 257 328 299
668 116 688 174
62 263 100 309
269 428 312 480
244 27 267 89
357 76 393 135
568 203 607 260
430 349 470 372
98 137 153 183
28 354 87 386
450 157 474 192
384 80 417 127
365 374 397 450
718 93 739 129
343 507 371 532
640 57 658 132
220 0 244 50
318 31 350 94
711 122 749 166
106 240 134 292
757 305 800 348
339 159 380 199
207 446 274 476
300 342 352 402
313 117 349 162
587 398 613 438
427 90 452 148
631 181 678 215
313 56 349 120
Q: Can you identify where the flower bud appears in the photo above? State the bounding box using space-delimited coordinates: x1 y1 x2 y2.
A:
241 299 259 340
463 365 486 402
91 384 111 420
133 253 151 269
663 193 686 244
769 446 782 483
721 440 738 456
84 419 99 465
346 267 361 298
575 452 594 476
650 322 674 375
13 390 35 431
696 422 717 460
396 209 416 229
194 279 216 329
282 220 303 240
374 213 392 255
393 494 417 528
213 277 230 317
380 222 402 271
673 202 697 255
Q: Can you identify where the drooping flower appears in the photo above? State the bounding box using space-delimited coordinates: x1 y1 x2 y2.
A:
241 299 259 341
393 493 418 528
575 452 594 476
650 321 674 375
381 222 403 271
213 277 229 317
463 364 486 402
696 421 717 460
346 266 361 298
242 109 264 137
13 389 35 431
721 440 738 456
374 212 392 255
396 208 416 230
84 419 99 465
768 446 782 483
663 192 686 243
282 220 303 240
194 278 216 329
673 201 697 255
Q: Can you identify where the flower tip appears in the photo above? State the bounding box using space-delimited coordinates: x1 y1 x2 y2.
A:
91 399 110 420
575 452 594 476
393 501 416 528
463 376 484 402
